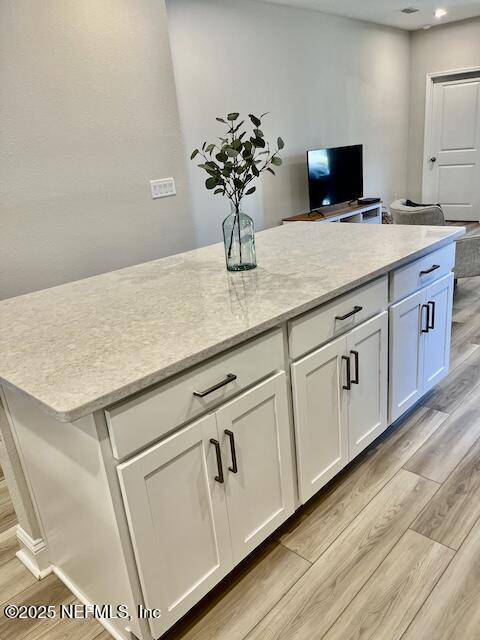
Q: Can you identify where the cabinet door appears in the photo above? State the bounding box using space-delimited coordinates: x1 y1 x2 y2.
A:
389 289 426 423
291 336 349 504
216 373 295 564
347 312 388 458
423 273 454 392
117 414 233 639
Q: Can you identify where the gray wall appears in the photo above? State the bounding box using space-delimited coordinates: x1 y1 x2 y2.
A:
167 0 411 247
0 0 195 300
1 0 414 299
408 18 480 200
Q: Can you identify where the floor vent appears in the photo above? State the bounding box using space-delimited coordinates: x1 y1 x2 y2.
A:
400 7 419 13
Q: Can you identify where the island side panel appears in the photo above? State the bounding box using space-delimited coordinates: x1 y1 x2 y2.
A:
1 386 146 640
0 389 50 576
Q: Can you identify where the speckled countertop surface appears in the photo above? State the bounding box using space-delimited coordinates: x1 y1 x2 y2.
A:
0 223 463 422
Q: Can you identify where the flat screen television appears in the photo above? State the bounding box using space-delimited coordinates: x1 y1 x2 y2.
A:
307 144 363 211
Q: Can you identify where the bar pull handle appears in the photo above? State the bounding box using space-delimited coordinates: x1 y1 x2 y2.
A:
342 355 351 390
210 439 224 484
351 350 360 385
335 305 363 321
194 374 237 398
421 304 430 333
420 264 440 276
224 430 238 474
428 300 436 330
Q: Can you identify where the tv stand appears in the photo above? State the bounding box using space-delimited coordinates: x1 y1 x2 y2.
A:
283 200 382 225
307 200 357 217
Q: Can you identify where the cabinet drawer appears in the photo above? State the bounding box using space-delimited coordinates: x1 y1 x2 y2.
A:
105 330 284 460
288 276 388 360
390 243 455 303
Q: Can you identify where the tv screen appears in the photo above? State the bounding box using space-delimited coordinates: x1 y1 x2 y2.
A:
307 144 363 211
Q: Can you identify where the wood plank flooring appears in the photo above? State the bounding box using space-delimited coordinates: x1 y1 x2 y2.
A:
2 268 480 639
322 529 454 640
246 470 439 640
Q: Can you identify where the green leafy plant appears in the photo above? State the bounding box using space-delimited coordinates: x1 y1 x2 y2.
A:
191 112 284 213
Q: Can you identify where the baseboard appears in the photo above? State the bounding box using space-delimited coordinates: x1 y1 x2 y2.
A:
15 534 139 640
16 525 52 579
53 566 139 640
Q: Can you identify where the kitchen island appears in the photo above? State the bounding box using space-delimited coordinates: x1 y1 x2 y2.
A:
0 222 463 640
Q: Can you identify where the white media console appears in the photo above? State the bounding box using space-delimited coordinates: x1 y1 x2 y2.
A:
282 201 382 225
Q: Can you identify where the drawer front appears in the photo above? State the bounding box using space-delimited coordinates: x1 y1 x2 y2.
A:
390 243 455 303
105 329 284 460
288 276 388 360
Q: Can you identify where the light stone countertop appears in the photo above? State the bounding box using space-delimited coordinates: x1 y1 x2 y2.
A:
0 223 464 422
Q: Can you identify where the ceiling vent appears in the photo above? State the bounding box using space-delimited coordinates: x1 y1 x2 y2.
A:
400 7 420 13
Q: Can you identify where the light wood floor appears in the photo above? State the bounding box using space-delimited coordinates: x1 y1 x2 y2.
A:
3 234 480 639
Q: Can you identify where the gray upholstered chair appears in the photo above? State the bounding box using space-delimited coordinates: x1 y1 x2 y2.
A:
390 199 480 279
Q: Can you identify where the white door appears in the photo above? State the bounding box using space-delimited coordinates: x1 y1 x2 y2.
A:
347 312 388 458
424 76 480 221
216 373 295 564
291 335 349 503
389 289 426 423
117 414 233 639
423 273 454 392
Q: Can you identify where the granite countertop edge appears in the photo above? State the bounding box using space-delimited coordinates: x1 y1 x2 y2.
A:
0 226 464 424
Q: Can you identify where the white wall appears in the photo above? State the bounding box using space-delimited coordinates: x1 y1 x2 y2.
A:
408 18 480 200
0 0 195 300
167 0 411 246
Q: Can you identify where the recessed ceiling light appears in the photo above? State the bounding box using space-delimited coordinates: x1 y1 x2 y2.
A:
434 8 447 18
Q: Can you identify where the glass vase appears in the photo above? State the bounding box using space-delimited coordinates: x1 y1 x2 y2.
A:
222 203 256 272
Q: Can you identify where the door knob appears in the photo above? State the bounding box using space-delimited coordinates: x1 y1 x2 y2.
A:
430 157 437 163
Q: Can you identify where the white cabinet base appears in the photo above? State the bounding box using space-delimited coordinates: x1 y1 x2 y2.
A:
117 372 294 637
390 273 454 423
347 312 388 458
389 290 426 423
423 274 454 392
291 312 388 503
217 373 295 564
0 243 457 640
118 414 233 639
291 336 349 504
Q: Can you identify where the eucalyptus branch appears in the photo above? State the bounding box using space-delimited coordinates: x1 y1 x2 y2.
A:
191 112 284 212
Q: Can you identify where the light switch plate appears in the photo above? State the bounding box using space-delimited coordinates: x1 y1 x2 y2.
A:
150 178 176 199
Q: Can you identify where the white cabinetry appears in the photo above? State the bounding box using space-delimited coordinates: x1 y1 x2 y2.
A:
113 248 454 637
291 312 388 503
423 274 454 392
117 414 232 638
347 312 388 458
291 335 349 503
118 372 294 637
389 289 425 422
390 273 454 422
217 373 295 564
0 231 461 640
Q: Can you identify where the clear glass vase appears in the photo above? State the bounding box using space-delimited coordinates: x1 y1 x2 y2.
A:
222 202 256 271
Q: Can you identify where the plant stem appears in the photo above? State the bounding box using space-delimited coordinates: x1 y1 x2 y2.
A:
227 211 239 260
238 211 243 263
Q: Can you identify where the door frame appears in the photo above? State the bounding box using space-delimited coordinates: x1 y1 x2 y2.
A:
422 66 480 202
